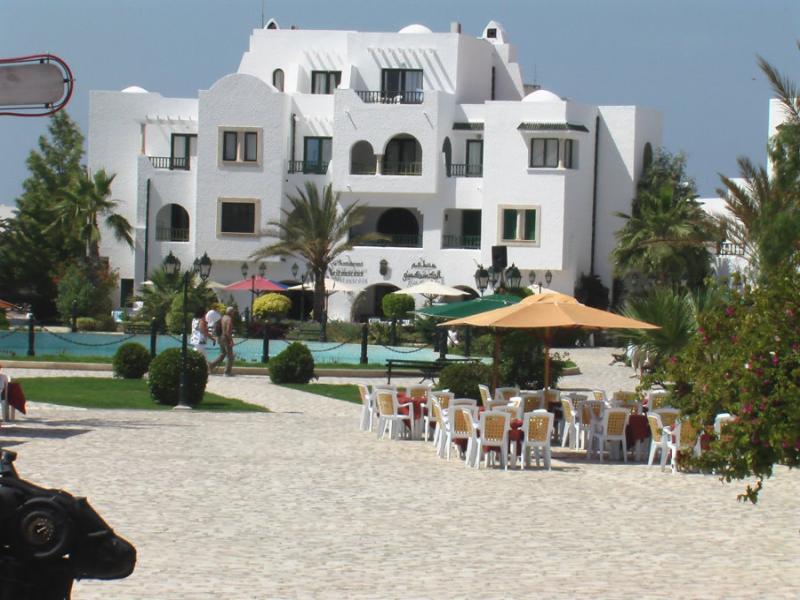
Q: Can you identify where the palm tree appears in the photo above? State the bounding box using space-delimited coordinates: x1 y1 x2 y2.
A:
613 152 719 288
716 51 800 279
251 182 381 326
136 266 181 328
51 168 133 259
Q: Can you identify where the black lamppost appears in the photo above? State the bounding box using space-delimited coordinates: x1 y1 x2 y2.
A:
484 263 521 293
70 300 78 333
474 265 490 296
163 250 212 410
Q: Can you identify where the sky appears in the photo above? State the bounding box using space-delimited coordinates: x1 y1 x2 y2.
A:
1 0 798 207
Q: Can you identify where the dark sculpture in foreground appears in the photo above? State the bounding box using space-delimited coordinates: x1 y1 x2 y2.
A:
0 449 136 599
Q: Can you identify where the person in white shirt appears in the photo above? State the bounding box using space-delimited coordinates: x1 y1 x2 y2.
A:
205 307 221 345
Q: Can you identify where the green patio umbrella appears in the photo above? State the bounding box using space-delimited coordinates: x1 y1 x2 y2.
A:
415 294 520 319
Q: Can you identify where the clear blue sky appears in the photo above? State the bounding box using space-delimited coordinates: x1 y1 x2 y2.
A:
1 0 797 205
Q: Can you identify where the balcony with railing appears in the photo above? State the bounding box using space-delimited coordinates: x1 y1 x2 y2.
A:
148 156 190 170
717 241 746 256
442 234 481 249
288 160 329 175
448 163 483 178
381 161 422 176
356 233 422 248
355 90 424 105
155 227 190 242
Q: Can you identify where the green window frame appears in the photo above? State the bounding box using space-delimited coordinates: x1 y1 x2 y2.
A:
500 207 538 243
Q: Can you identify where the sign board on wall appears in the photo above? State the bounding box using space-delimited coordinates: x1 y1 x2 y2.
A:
402 258 442 283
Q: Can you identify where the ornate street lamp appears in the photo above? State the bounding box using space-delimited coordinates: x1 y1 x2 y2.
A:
528 270 536 285
545 270 553 285
240 262 249 279
291 262 299 279
473 265 489 296
505 263 522 289
163 251 212 410
258 262 267 278
487 265 500 289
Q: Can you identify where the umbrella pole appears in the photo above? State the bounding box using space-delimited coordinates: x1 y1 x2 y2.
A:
543 328 551 389
492 331 500 393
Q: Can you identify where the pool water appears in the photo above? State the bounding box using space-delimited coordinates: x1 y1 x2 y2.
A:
0 330 454 365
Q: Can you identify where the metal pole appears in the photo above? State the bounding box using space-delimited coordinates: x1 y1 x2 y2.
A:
26 313 35 357
439 328 447 360
176 272 191 409
360 322 368 364
150 317 158 358
261 319 270 363
319 310 327 343
464 327 471 357
70 300 78 333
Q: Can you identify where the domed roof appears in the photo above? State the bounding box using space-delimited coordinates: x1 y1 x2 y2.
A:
522 88 562 102
121 85 149 94
399 23 432 34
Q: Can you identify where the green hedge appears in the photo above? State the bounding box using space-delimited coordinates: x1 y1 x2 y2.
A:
147 347 208 406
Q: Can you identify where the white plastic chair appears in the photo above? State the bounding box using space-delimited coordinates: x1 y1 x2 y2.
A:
714 413 734 437
476 411 511 469
646 389 671 410
654 408 680 429
590 408 629 462
579 400 605 449
460 408 481 469
445 405 473 461
424 390 453 442
646 413 668 468
478 384 491 407
665 418 700 473
374 389 414 440
521 410 554 470
0 373 13 422
560 396 580 449
357 383 373 431
494 386 520 404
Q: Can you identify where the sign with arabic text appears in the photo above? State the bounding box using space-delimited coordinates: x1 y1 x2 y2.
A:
402 258 442 283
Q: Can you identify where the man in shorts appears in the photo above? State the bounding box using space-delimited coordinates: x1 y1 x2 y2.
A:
208 306 235 376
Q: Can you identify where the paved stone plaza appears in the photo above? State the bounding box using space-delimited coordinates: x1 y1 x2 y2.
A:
2 349 798 599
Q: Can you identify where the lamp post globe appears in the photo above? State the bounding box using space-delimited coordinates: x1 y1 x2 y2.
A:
240 262 249 278
258 262 267 278
474 265 489 296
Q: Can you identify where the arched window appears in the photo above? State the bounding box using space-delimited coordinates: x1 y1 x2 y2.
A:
377 208 420 247
350 140 376 175
272 69 284 92
155 204 190 242
442 137 452 177
383 134 422 175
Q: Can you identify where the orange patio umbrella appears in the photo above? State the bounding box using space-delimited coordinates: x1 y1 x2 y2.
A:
440 292 659 389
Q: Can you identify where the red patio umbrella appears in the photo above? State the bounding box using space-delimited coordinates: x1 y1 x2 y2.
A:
223 276 288 292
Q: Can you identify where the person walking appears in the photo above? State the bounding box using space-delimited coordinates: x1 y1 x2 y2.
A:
208 306 235 376
205 306 221 345
190 308 209 356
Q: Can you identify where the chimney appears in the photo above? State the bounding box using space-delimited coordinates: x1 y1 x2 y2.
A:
450 22 461 34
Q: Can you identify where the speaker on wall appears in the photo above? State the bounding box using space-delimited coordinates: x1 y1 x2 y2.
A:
491 245 507 270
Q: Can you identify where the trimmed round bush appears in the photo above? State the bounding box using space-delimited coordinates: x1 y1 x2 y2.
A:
253 293 291 320
438 362 493 402
147 347 208 406
268 342 315 384
112 342 151 379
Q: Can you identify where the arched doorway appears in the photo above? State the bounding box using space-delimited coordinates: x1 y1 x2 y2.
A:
376 208 420 247
351 283 400 322
382 134 422 175
155 203 189 241
350 140 376 174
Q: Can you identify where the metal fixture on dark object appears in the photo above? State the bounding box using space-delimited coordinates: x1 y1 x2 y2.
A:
0 449 136 598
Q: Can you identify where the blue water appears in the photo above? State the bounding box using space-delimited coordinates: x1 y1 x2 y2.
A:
0 330 452 365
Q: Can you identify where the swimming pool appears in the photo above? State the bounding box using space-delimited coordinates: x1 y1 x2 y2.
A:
0 330 456 365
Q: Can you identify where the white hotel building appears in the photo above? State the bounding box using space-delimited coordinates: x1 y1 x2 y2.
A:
89 19 662 321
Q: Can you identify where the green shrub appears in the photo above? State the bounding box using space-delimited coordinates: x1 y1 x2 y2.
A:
147 347 208 406
438 362 492 401
325 320 362 343
56 261 116 325
112 342 151 379
381 293 414 319
76 317 100 331
497 331 565 389
268 342 315 384
253 293 291 320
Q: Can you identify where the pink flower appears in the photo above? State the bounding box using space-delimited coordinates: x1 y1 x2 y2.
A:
725 306 735 317
742 403 753 415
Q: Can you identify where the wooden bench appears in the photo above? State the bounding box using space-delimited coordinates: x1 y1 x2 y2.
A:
385 358 480 384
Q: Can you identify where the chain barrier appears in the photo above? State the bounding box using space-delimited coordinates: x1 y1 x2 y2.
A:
379 344 432 354
0 329 22 340
307 341 349 353
40 328 138 347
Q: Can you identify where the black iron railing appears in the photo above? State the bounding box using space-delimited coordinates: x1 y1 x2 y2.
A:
449 163 483 178
442 234 481 249
288 160 329 174
155 227 190 242
148 156 189 170
717 241 746 256
355 90 424 105
357 234 422 248
350 163 377 175
381 161 422 176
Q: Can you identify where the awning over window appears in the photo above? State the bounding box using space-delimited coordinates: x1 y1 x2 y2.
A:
453 122 484 130
517 122 589 132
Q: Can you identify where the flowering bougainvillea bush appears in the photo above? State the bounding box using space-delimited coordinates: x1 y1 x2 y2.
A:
660 266 800 502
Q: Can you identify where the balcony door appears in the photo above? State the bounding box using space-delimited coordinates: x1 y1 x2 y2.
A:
170 133 196 170
303 137 332 174
466 140 483 177
381 69 423 103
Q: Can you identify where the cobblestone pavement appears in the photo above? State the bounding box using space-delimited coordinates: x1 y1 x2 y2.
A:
2 349 798 599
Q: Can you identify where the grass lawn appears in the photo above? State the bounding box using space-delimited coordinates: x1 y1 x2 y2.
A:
281 383 360 404
16 377 267 412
